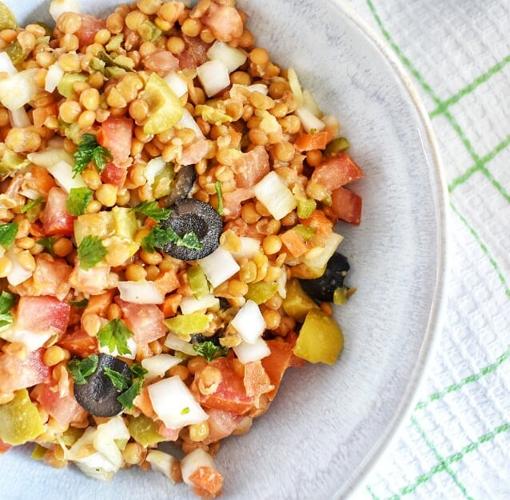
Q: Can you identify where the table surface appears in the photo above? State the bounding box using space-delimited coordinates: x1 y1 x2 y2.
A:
348 1 510 499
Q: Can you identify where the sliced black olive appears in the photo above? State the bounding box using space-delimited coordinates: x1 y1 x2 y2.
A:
164 164 196 207
299 252 350 302
190 333 222 346
158 199 222 260
74 354 132 417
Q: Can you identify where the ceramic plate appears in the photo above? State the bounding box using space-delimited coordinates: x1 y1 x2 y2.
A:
0 1 447 499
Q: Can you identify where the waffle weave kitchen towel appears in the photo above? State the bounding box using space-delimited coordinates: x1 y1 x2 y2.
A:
347 1 510 499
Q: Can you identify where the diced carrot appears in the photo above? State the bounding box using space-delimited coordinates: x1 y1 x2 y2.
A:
134 387 156 418
280 229 308 257
31 165 55 195
190 466 224 499
295 130 330 152
302 210 333 246
162 293 182 318
84 290 114 316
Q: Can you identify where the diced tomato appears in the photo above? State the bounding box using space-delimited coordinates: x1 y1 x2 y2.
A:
33 383 87 427
203 408 242 445
331 187 362 225
181 139 209 166
69 264 113 296
30 255 72 300
195 358 254 415
223 188 254 220
0 440 11 454
0 349 50 394
59 329 97 358
178 36 210 69
295 130 330 152
142 49 180 75
157 423 180 441
30 166 55 195
101 162 127 187
190 466 224 499
76 15 106 48
116 299 166 345
243 361 274 401
261 341 293 400
98 117 133 166
203 3 243 42
310 153 364 192
16 296 71 338
41 187 74 237
232 146 270 188
32 103 58 129
280 229 308 258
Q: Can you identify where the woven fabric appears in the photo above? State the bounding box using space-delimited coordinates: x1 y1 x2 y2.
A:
346 1 510 498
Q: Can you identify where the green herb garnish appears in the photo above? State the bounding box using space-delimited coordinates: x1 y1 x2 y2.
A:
180 407 190 415
68 355 99 385
70 298 89 308
117 379 143 410
215 181 224 216
77 235 107 269
142 225 203 253
97 319 133 357
0 222 17 248
0 292 15 332
73 133 111 176
66 187 93 216
103 367 130 391
38 236 56 255
193 341 228 362
21 197 43 214
133 201 171 222
130 363 148 379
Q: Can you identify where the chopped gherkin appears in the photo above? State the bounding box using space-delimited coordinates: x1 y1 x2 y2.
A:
127 415 165 447
246 281 278 305
187 266 209 299
164 313 210 336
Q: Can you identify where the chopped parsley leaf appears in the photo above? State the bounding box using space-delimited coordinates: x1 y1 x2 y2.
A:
77 235 107 269
68 355 99 385
70 298 89 308
193 341 228 362
21 197 43 214
97 319 133 357
142 224 203 253
0 222 17 248
38 236 56 255
133 201 171 222
103 367 130 391
73 133 111 176
117 379 143 410
66 187 93 216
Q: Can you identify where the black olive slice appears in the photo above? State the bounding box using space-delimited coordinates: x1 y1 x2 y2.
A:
164 164 196 206
158 199 222 260
74 354 132 417
299 252 350 302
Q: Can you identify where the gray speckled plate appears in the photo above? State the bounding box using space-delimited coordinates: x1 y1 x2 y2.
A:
0 1 448 499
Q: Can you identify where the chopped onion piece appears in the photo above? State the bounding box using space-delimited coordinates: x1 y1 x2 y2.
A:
147 450 177 482
0 327 52 352
7 249 32 286
229 236 260 259
0 69 39 111
45 63 64 93
180 294 219 315
230 300 265 344
9 108 30 128
46 160 86 192
199 248 240 288
164 333 197 356
296 107 326 133
94 416 129 470
287 68 303 106
28 148 74 168
207 41 247 73
234 337 271 364
0 52 17 75
49 0 81 22
148 376 208 429
164 72 188 98
181 449 216 486
253 172 297 221
177 109 204 139
118 281 164 305
197 60 230 97
144 157 167 186
99 334 137 360
247 83 268 95
304 233 344 271
142 354 182 380
302 89 322 117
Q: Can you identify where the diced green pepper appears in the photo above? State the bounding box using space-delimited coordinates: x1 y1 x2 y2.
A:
57 73 87 98
164 313 210 336
0 389 44 445
246 281 278 305
325 137 350 156
293 309 343 365
0 2 16 30
127 415 165 447
282 279 319 321
187 266 209 299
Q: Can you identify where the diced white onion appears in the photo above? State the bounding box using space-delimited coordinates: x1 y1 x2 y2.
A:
277 266 288 299
229 237 260 260
296 107 326 133
0 327 52 352
118 281 164 305
180 294 219 315
258 111 282 135
148 376 208 429
147 450 177 482
303 233 344 271
45 63 64 93
99 334 137 360
0 69 39 111
0 52 17 75
143 157 166 186
247 83 268 95
49 0 81 22
9 108 30 128
253 172 297 221
302 89 322 117
234 337 271 364
207 41 247 73
287 68 303 106
28 148 74 168
164 72 188 98
142 354 181 380
164 333 197 356
197 60 230 97
199 248 240 288
46 160 86 192
6 249 32 286
181 449 215 486
177 108 204 139
94 416 129 470
230 300 265 344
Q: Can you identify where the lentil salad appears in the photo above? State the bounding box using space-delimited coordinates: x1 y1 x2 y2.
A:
0 0 364 497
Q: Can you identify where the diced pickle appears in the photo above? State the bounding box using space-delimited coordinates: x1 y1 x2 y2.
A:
293 309 343 365
0 149 29 178
195 105 233 125
325 137 350 156
0 389 44 445
187 266 209 299
127 415 165 447
5 41 25 65
296 198 316 219
62 427 84 447
0 2 16 30
138 20 162 42
31 444 47 460
164 313 210 336
282 279 319 321
57 73 87 99
246 281 278 305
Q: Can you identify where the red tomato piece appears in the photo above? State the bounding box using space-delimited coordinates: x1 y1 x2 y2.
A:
203 408 242 445
33 383 87 427
32 255 72 299
190 467 224 499
311 153 364 192
16 296 71 338
261 341 293 401
116 299 166 345
41 187 74 237
295 130 330 152
0 440 11 454
76 15 106 48
59 329 97 358
101 162 127 187
181 139 209 166
178 36 210 69
232 146 270 188
30 165 55 195
202 3 243 42
243 361 274 400
0 349 50 394
302 210 334 247
331 187 362 225
98 117 133 166
223 188 254 220
196 358 254 415
142 49 179 75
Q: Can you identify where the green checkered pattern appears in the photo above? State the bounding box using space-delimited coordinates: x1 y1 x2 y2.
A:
348 1 510 498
